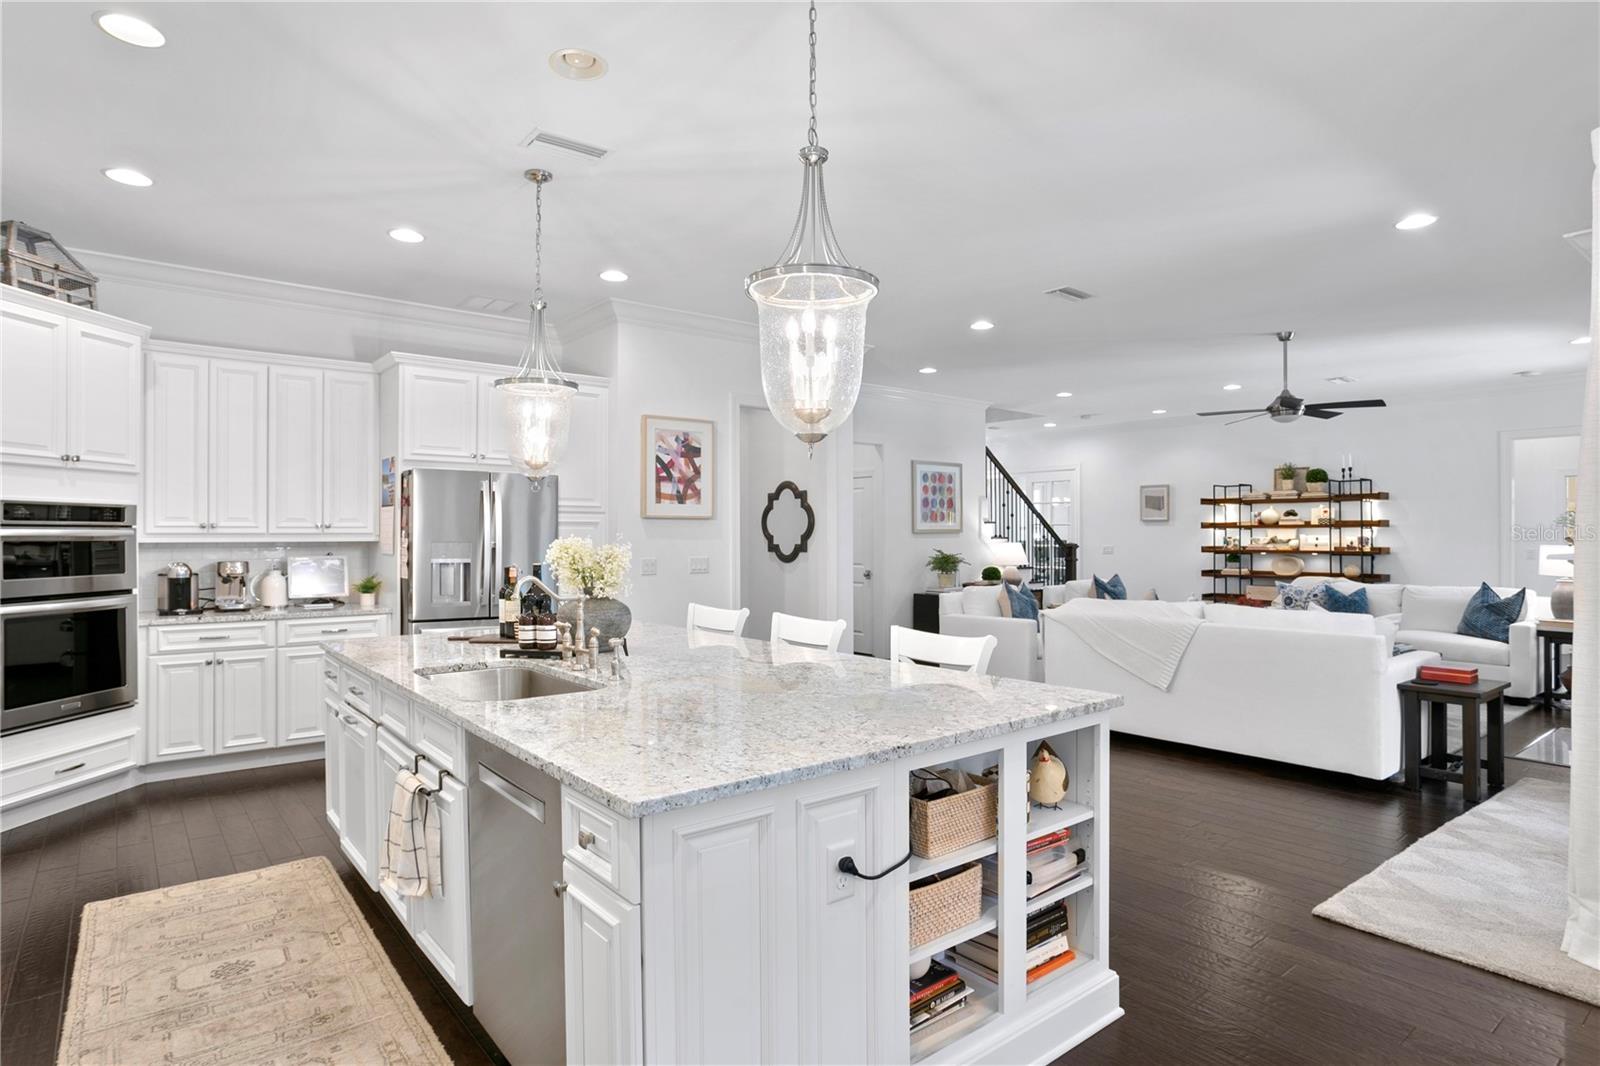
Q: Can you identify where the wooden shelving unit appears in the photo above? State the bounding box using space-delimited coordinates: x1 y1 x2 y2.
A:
1205 478 1390 603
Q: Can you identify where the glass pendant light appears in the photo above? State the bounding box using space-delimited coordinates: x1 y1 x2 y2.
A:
495 168 579 477
745 0 878 449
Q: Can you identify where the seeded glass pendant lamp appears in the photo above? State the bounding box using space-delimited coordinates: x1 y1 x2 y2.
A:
495 168 578 477
744 0 878 449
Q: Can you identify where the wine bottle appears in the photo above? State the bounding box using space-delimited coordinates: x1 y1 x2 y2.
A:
498 565 519 639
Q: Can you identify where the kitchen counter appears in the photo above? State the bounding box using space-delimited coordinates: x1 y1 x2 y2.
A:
139 603 395 627
321 621 1121 818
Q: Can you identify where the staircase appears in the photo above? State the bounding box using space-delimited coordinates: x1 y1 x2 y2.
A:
984 449 1079 587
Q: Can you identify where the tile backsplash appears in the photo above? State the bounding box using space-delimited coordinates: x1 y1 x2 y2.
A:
136 541 378 610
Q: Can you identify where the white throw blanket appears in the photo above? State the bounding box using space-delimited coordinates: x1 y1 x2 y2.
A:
380 768 443 899
1054 600 1202 691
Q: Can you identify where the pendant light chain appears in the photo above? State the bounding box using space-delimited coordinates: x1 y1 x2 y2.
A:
533 178 544 304
807 1 819 149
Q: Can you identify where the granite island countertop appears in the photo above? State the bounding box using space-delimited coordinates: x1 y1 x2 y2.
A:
140 604 395 627
320 622 1121 818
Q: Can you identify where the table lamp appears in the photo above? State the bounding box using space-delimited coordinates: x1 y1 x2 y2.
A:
1539 544 1575 620
991 540 1028 583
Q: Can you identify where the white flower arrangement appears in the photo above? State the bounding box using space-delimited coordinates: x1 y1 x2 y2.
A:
545 536 632 599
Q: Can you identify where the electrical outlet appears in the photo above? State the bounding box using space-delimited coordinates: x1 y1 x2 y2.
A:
1102 545 1115 555
826 842 856 903
689 556 710 574
640 558 658 576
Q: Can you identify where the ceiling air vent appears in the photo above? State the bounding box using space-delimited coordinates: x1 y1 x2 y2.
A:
459 296 520 314
520 128 610 161
1044 285 1094 303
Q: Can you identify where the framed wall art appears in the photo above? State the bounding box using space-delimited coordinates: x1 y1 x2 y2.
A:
911 460 963 533
1139 484 1170 522
642 415 715 519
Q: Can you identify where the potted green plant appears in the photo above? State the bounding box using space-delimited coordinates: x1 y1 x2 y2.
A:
1224 551 1243 575
354 574 382 609
926 549 966 589
980 565 1002 584
1305 467 1329 494
1276 462 1298 492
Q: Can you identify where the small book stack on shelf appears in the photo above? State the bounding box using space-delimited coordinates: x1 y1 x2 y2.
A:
979 828 1087 899
909 959 973 1034
949 899 1077 984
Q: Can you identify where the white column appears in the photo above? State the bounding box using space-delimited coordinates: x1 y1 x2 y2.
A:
1564 127 1600 971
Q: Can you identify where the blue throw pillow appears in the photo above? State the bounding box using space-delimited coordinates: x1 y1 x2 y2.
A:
1276 582 1318 610
1457 583 1525 643
1317 585 1369 614
1005 581 1040 621
1093 574 1126 600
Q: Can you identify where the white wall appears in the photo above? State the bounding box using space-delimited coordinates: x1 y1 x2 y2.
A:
1510 432 1582 594
989 377 1587 601
738 405 829 640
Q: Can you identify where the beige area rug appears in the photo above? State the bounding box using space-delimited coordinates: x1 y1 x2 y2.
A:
1315 778 1600 1006
59 856 450 1065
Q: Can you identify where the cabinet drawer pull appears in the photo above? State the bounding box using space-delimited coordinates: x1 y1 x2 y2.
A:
347 685 364 696
197 635 230 642
323 670 338 680
54 762 87 775
577 829 596 850
321 627 349 634
552 880 569 898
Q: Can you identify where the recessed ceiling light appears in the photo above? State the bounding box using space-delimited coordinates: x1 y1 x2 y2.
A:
1151 408 1167 415
1324 375 1357 385
549 48 607 81
599 269 628 283
969 319 995 331
1222 383 1242 391
1513 370 1543 378
918 367 938 374
1394 212 1438 231
1055 391 1073 398
387 227 425 244
1572 336 1591 345
101 167 152 187
94 11 165 48
1042 422 1057 428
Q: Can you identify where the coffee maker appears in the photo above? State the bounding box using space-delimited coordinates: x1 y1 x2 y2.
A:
157 563 200 615
215 560 250 611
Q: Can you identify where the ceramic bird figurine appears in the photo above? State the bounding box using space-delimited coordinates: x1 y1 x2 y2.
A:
1028 741 1068 807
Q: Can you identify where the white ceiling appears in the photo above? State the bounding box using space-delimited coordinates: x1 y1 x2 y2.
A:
3 2 1595 427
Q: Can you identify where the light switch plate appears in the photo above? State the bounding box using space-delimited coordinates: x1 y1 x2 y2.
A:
689 556 710 574
640 558 658 576
1102 545 1115 555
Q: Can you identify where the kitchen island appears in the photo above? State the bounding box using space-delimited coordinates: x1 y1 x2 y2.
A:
320 622 1123 1065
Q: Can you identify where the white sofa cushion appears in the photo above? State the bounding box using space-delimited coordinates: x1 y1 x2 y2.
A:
1401 585 1530 632
1363 584 1404 616
1393 629 1512 667
958 584 1004 618
1043 580 1094 608
1205 602 1376 635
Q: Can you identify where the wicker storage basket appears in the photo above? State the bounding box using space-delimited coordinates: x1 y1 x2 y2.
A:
909 863 984 948
910 778 997 859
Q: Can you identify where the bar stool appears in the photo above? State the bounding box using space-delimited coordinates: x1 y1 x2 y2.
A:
887 625 998 676
686 602 751 637
770 612 849 653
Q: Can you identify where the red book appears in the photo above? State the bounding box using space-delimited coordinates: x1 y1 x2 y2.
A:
1418 665 1478 684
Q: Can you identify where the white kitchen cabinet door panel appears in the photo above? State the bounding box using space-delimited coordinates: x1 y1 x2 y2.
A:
215 648 276 752
268 365 324 535
66 321 140 470
209 360 269 534
323 695 344 833
401 365 478 462
558 383 609 512
149 654 213 761
337 709 378 889
323 370 377 535
0 302 68 462
276 646 326 746
410 776 474 1004
144 354 210 535
564 863 643 1066
474 374 514 466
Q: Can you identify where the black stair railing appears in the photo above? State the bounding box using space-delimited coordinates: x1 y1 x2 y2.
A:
984 449 1079 587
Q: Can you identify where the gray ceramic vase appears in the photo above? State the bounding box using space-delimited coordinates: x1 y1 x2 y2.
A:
559 596 632 647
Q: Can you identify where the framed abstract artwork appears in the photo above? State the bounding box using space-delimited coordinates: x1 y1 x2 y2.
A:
642 415 715 519
911 460 963 533
1139 484 1170 522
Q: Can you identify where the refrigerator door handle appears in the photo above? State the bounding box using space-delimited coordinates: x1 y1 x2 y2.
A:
479 480 493 609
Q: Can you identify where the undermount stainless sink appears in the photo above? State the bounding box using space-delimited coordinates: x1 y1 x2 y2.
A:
425 666 596 702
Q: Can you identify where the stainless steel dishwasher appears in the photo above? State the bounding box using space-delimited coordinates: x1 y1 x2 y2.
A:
469 735 565 1063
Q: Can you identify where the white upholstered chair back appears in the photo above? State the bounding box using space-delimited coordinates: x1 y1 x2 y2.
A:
770 612 848 653
887 625 997 675
686 602 751 637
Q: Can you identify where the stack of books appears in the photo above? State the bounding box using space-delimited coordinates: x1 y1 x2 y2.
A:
980 835 1087 900
909 959 972 1034
948 899 1076 984
1418 664 1479 685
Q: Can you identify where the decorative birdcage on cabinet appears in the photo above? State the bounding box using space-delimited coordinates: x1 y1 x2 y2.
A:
1 221 97 308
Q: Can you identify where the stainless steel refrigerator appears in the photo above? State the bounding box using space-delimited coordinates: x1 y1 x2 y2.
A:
400 469 559 634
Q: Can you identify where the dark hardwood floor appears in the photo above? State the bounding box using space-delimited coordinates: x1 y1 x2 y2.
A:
0 707 1586 1065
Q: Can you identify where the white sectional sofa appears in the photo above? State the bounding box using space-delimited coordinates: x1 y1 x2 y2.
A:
937 580 1103 682
1044 599 1440 779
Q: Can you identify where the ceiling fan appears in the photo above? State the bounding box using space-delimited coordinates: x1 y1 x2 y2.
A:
1198 332 1387 425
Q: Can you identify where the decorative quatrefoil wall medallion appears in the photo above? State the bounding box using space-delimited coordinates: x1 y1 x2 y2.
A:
761 480 816 563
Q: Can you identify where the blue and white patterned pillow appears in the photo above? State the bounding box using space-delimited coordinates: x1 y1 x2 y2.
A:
1276 581 1318 610
1317 584 1369 614
1093 574 1126 600
1005 581 1040 621
1457 583 1525 643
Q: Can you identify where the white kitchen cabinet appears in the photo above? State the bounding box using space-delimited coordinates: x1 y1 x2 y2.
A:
563 862 644 1066
1 291 145 473
337 703 378 888
559 383 609 514
145 351 268 537
268 365 324 534
410 774 473 1003
215 649 276 752
277 646 330 746
208 360 269 534
475 374 515 466
322 370 377 534
148 653 214 761
400 364 480 462
324 695 344 834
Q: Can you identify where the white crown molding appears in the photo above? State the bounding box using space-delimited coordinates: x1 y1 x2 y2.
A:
372 349 607 388
859 382 993 412
145 337 378 372
605 297 756 343
0 283 152 337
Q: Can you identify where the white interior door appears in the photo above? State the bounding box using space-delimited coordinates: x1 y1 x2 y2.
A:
1023 466 1079 544
851 469 878 656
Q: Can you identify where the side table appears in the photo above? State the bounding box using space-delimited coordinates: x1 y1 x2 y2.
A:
1535 622 1574 713
1397 677 1509 805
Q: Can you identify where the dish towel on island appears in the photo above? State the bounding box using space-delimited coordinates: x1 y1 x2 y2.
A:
1056 599 1203 691
381 768 443 899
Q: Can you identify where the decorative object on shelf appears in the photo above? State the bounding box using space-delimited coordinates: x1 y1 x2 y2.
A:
744 0 877 450
1271 556 1305 578
980 565 1003 583
1139 483 1170 522
493 169 579 478
1259 506 1281 526
642 415 715 518
1198 332 1388 424
1280 508 1304 526
760 480 815 562
546 536 634 643
925 549 966 589
1315 504 1332 524
908 863 983 949
1305 467 1329 494
355 574 381 609
1276 462 1297 492
1298 530 1329 551
1 221 97 307
1027 741 1068 807
1343 563 1362 579
1539 544 1575 620
909 767 997 858
911 460 963 532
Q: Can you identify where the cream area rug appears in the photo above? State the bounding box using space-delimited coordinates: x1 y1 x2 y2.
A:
59 856 450 1065
1315 778 1600 1006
